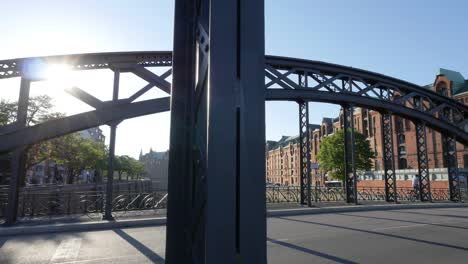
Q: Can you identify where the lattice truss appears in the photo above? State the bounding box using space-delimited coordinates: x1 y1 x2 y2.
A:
264 59 468 135
415 122 431 202
0 52 173 150
298 101 311 205
0 52 172 79
381 113 397 202
444 136 461 201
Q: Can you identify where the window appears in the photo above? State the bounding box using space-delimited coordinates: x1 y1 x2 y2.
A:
399 158 408 169
398 134 406 144
436 82 449 96
405 119 411 131
398 146 406 155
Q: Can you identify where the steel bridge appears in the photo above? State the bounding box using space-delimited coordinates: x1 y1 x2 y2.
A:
0 0 467 263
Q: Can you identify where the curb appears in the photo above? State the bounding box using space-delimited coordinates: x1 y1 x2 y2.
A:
266 202 468 217
1 203 467 237
0 217 166 237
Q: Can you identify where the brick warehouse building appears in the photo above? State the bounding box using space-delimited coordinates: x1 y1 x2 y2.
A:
266 69 468 188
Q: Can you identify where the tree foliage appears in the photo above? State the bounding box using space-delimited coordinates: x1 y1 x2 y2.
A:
1 95 107 184
317 129 375 181
52 134 107 184
114 155 146 181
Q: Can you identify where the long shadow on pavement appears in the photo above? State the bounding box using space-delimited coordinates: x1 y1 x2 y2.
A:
336 213 468 230
278 217 468 252
113 229 165 263
267 238 358 264
389 210 468 219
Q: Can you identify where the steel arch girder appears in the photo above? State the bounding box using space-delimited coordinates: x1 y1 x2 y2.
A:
265 89 468 145
0 51 173 79
265 56 468 114
0 97 170 153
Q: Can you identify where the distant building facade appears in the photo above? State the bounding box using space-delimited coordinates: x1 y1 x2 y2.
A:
266 69 468 187
139 149 169 189
78 127 105 143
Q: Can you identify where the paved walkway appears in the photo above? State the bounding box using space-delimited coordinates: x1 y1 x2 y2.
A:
1 207 468 263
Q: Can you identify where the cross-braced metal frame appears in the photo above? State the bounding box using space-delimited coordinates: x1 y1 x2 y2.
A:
298 100 312 206
415 122 432 202
1 52 172 225
444 135 461 202
381 113 398 203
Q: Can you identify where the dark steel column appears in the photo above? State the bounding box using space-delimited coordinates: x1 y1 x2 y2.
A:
414 97 431 202
349 105 358 204
298 100 312 206
415 122 431 202
103 69 120 220
381 113 397 203
168 0 265 262
165 0 196 262
238 0 266 261
5 78 30 225
444 135 460 202
343 106 356 203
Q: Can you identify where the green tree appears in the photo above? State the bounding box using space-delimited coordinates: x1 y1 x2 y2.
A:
1 96 65 184
52 134 107 184
114 155 146 181
317 129 375 181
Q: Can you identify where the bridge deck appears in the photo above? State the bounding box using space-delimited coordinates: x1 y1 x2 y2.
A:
1 207 467 263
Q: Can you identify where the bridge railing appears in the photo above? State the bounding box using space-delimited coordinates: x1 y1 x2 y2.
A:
0 185 464 220
265 186 456 203
0 187 167 219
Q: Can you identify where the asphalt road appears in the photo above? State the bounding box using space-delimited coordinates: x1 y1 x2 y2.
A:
1 207 468 263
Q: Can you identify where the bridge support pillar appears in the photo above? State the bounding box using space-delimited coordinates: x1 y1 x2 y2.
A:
443 135 461 202
414 97 432 202
298 100 312 206
415 122 432 202
380 113 397 203
103 69 120 221
166 0 266 263
5 78 30 225
343 105 357 204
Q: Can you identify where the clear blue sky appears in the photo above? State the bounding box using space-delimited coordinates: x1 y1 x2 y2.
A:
1 0 467 158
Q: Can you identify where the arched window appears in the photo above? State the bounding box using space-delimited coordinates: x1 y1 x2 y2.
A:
436 82 449 96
